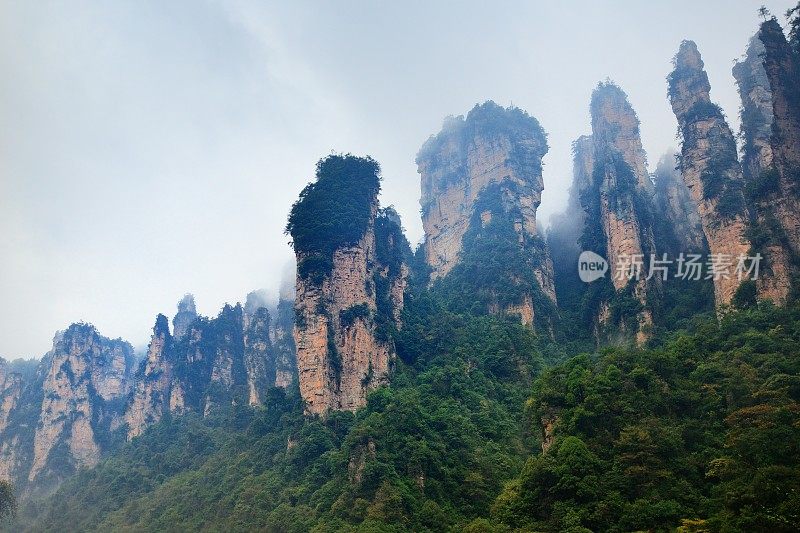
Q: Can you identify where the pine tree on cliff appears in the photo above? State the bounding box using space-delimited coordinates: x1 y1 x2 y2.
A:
787 2 800 57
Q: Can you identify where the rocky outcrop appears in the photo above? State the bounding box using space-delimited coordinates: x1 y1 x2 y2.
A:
668 41 754 306
0 337 60 486
126 294 294 438
584 83 659 343
270 298 298 390
734 36 776 184
755 18 800 296
547 136 596 326
125 315 174 439
243 297 272 406
734 34 795 303
540 407 561 454
289 155 407 415
172 294 198 340
0 360 23 435
759 20 800 255
549 136 595 267
0 290 297 494
417 102 557 327
25 324 134 485
126 303 242 436
653 150 706 254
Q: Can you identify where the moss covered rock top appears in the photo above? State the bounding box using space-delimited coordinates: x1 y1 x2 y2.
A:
286 154 381 280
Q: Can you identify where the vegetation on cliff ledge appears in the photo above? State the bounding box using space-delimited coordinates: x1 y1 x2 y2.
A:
287 154 381 282
417 101 548 217
433 181 557 331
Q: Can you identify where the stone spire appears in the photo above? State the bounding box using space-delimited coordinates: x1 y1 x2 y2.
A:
588 82 659 343
417 102 557 327
668 40 753 306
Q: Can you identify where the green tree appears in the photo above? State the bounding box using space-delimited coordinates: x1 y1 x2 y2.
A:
0 481 16 520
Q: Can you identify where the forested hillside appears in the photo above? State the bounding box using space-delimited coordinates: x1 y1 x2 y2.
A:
13 292 800 532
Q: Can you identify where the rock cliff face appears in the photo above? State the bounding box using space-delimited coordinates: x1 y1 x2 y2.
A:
759 18 800 264
0 290 298 493
270 298 298 390
126 294 295 438
584 83 659 343
653 150 706 254
734 33 795 303
244 295 272 407
0 361 23 435
172 294 198 340
668 41 754 306
547 136 594 295
0 325 136 490
759 20 800 255
734 36 776 184
417 102 557 327
289 155 407 415
29 325 133 485
125 315 175 439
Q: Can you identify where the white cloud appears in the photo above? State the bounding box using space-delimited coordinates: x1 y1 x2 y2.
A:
0 0 794 357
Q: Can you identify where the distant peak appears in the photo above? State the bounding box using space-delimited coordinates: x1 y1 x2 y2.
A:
177 294 196 314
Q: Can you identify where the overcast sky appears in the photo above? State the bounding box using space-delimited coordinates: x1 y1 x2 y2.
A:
1 0 795 358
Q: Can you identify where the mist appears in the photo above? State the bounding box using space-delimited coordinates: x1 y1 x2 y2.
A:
0 0 794 358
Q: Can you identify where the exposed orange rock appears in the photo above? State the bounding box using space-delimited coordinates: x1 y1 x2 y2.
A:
417 102 556 327
588 83 659 342
734 33 794 303
669 41 754 306
29 325 134 483
290 157 408 415
294 205 405 415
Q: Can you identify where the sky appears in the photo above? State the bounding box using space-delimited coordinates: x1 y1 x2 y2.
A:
0 0 796 358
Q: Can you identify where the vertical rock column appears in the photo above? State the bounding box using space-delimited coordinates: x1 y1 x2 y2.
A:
668 41 753 306
290 155 405 415
29 325 133 482
172 294 198 340
759 19 800 253
417 102 557 326
125 315 174 439
547 135 595 281
0 360 22 434
270 297 298 390
653 150 706 254
734 34 793 302
589 83 659 342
